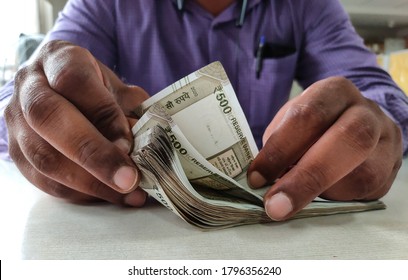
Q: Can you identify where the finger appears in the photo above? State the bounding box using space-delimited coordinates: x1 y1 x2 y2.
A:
15 66 139 194
18 142 147 207
9 111 140 204
12 124 147 207
8 137 97 203
123 188 148 207
320 154 400 201
263 102 382 221
38 41 135 152
321 118 403 201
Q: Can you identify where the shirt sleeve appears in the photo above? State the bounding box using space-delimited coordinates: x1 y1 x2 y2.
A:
294 0 408 156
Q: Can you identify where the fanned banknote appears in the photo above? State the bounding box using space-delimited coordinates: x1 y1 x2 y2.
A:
130 61 385 229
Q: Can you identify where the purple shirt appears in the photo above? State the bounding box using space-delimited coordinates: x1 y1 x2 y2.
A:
1 0 408 160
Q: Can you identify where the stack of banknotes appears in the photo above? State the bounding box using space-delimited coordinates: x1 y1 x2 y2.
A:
130 62 385 229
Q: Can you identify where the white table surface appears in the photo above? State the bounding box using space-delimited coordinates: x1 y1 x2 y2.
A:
1 159 407 260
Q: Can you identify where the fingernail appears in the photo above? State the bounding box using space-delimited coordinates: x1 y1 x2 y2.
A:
265 192 293 221
114 138 131 154
124 190 147 207
248 171 267 188
113 166 138 192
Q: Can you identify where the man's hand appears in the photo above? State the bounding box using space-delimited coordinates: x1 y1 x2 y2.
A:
248 77 403 221
5 40 150 206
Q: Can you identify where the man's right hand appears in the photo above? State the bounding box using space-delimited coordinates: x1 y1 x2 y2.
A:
5 40 150 206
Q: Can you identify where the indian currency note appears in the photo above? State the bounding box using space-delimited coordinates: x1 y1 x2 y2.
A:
130 61 386 229
134 61 258 188
133 125 269 229
132 103 264 206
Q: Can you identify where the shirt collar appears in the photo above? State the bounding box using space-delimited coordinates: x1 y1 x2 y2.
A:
171 0 266 26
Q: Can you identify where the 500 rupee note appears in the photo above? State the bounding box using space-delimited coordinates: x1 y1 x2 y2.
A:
130 62 386 229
